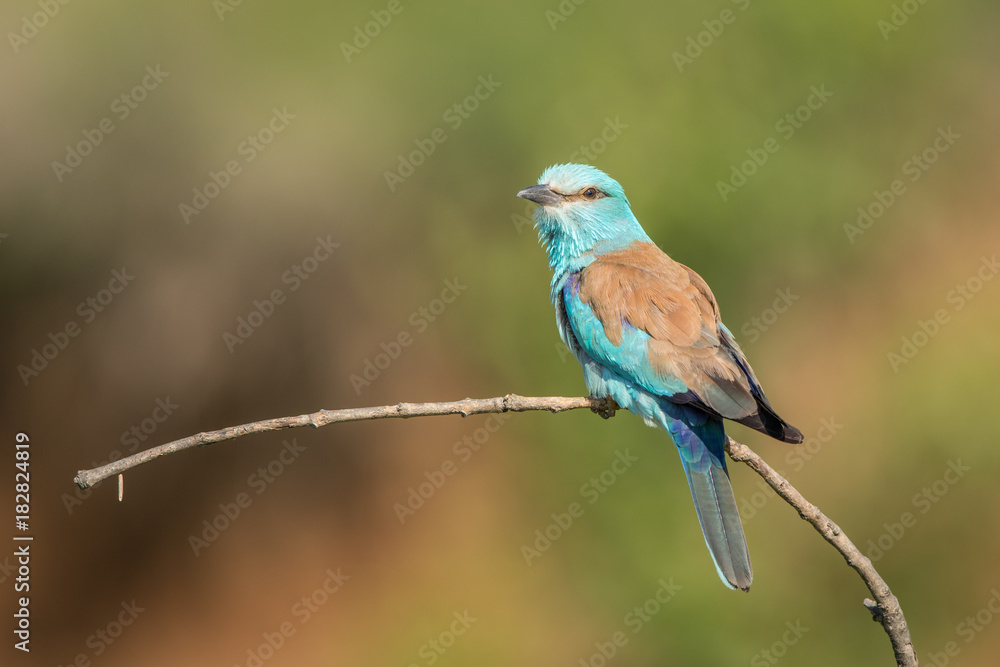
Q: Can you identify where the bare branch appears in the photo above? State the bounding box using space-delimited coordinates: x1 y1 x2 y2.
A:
75 394 916 666
725 437 918 667
74 394 617 489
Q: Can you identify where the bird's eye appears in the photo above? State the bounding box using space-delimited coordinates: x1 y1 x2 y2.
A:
582 187 599 200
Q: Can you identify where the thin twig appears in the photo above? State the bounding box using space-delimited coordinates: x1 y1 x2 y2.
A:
725 437 918 667
74 394 617 488
75 394 916 666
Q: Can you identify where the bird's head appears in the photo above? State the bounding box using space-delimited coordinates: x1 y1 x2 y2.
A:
517 163 649 269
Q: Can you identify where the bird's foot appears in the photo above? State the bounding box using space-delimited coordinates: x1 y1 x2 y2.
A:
590 397 619 420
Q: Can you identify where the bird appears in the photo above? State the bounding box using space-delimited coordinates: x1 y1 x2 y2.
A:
517 163 803 591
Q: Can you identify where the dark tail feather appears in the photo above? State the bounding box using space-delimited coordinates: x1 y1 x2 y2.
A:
717 326 804 444
735 398 803 444
683 463 753 591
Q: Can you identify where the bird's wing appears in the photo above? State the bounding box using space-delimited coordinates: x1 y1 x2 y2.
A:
562 241 761 421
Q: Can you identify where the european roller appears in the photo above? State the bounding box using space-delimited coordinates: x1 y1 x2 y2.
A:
517 163 802 590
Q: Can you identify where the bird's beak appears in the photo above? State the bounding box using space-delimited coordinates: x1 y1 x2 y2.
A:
516 184 563 207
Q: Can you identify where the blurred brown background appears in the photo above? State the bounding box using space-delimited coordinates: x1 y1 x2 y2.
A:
2 0 999 665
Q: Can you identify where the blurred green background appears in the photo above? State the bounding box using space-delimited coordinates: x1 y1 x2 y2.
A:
2 0 999 665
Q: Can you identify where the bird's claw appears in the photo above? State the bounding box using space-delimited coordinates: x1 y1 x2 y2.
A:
590 397 619 420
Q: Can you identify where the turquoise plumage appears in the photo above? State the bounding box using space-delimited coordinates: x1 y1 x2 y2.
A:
518 164 802 590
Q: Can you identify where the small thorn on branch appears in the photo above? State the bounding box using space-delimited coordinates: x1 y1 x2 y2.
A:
864 598 885 622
